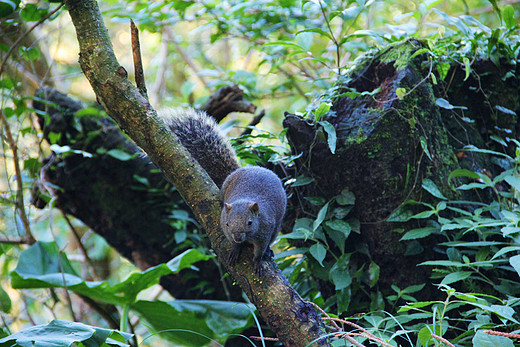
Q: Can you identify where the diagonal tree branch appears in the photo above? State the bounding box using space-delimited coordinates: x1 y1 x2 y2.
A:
63 0 329 345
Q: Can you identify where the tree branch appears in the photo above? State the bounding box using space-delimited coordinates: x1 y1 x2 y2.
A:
63 0 329 345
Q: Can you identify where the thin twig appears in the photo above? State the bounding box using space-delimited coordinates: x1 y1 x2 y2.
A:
278 67 311 102
322 317 394 347
431 334 455 347
62 212 100 280
484 330 520 339
346 332 393 347
250 336 279 341
0 237 31 244
317 0 341 75
130 19 148 100
0 110 35 244
309 301 341 331
0 3 64 78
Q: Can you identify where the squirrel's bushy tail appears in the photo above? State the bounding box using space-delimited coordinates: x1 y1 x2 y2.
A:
158 108 240 188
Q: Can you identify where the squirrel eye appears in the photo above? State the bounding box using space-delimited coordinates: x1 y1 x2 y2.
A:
247 219 253 225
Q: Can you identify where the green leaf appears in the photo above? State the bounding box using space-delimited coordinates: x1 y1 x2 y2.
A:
319 121 336 154
489 305 518 324
448 169 482 181
0 0 20 18
396 87 406 99
20 3 48 21
419 136 433 161
19 46 40 62
295 31 313 51
436 62 450 80
11 242 211 305
436 97 455 109
368 261 380 288
400 227 438 241
329 255 351 290
325 220 351 236
51 144 92 158
422 178 447 200
106 149 134 161
0 285 11 313
309 243 327 267
463 56 471 81
0 320 132 347
503 5 515 29
509 255 520 277
440 271 472 285
472 330 514 347
314 102 331 121
419 260 464 267
505 174 520 191
417 325 443 346
336 189 355 205
263 40 304 51
386 204 414 222
132 300 254 346
296 27 332 41
313 201 329 231
289 175 315 187
496 105 516 116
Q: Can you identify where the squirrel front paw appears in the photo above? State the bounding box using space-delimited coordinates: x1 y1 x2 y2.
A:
228 245 241 266
253 261 265 276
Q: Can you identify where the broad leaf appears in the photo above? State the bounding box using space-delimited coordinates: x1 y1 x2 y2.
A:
472 330 514 347
11 242 211 305
0 320 131 347
313 201 329 231
132 300 254 346
319 121 337 154
422 178 447 200
309 243 327 267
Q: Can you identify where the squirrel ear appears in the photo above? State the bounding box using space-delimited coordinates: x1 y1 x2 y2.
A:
248 202 259 214
225 203 232 213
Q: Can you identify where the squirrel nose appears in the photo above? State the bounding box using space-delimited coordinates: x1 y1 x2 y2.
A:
233 233 246 243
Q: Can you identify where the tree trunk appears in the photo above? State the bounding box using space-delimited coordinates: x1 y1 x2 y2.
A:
58 1 330 346
283 39 519 301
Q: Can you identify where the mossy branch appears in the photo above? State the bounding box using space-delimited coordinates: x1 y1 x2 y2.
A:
63 0 329 345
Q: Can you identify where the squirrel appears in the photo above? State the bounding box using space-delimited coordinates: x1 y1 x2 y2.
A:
158 108 287 276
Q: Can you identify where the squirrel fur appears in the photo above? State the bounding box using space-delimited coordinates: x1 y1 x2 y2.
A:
159 108 287 275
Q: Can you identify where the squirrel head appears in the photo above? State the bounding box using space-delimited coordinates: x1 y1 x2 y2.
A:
222 201 260 243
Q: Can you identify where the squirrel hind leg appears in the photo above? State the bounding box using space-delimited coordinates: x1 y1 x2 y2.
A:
252 242 270 276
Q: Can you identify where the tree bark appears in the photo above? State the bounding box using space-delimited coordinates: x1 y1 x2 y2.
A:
62 0 330 346
282 39 519 300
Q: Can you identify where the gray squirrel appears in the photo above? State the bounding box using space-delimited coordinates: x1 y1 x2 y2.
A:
158 108 287 276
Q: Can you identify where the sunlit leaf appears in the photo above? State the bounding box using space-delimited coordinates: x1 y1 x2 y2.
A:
0 320 132 347
132 300 254 346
